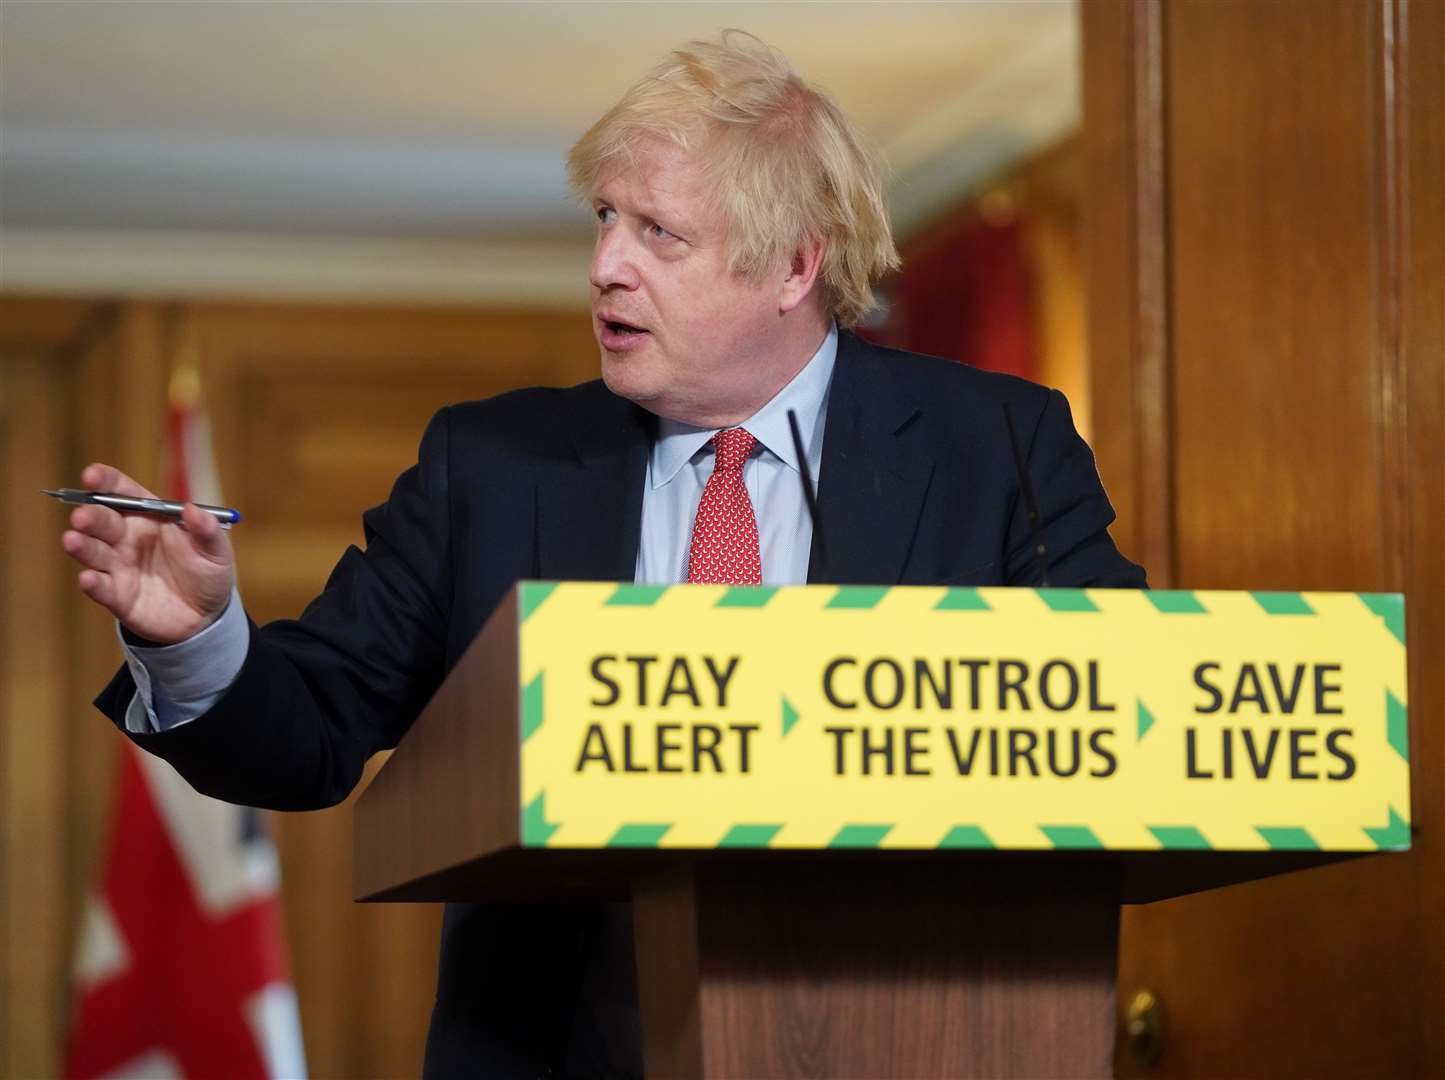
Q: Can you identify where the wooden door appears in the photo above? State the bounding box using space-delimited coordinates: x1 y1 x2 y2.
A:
1083 1 1444 1075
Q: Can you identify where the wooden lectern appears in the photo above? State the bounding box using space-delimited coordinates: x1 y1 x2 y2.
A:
354 584 1406 1077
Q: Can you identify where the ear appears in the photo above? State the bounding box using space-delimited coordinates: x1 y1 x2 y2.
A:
778 238 826 314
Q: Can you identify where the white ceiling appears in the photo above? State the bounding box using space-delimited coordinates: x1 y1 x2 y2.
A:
0 0 1078 299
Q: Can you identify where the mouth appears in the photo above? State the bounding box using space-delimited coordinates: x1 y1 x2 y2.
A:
600 316 648 335
597 315 651 351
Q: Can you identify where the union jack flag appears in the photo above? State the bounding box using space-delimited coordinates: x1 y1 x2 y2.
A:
65 363 306 1079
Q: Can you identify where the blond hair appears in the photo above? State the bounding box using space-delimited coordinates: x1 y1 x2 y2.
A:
567 30 899 326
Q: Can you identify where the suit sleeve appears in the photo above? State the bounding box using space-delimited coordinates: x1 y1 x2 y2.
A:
1003 388 1147 588
94 406 456 810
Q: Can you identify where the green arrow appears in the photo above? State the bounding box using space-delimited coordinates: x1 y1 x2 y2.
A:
522 793 560 846
1144 590 1208 614
935 587 991 611
1137 700 1156 740
1359 593 1405 644
829 824 892 848
1251 591 1315 615
1256 826 1318 850
521 672 544 741
718 824 783 848
1364 806 1410 850
716 586 779 607
608 823 672 847
1148 825 1212 849
938 825 993 849
1037 589 1100 612
1387 691 1409 761
520 581 558 621
826 586 889 609
1040 825 1104 848
605 584 669 606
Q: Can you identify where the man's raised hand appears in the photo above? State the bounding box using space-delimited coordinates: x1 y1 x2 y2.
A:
60 462 236 644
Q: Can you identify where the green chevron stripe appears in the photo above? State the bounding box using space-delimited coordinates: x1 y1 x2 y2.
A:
938 825 993 849
522 672 544 741
829 824 892 848
605 584 669 606
1148 825 1212 849
1037 589 1100 612
1364 806 1410 850
520 581 558 621
1145 590 1209 614
1137 700 1156 740
935 587 991 611
718 824 783 848
716 585 779 607
608 823 672 847
522 793 559 846
826 586 890 609
1251 591 1316 615
1256 826 1318 850
1359 593 1406 644
781 697 800 737
1041 825 1104 848
1387 690 1409 761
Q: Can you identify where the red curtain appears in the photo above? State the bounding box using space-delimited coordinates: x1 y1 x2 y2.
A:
867 213 1036 381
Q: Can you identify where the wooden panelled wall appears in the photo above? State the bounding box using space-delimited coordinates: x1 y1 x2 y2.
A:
1084 1 1443 1076
0 299 596 1077
1 301 170 1080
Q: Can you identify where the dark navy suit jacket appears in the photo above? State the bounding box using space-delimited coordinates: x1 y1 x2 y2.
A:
98 330 1145 1076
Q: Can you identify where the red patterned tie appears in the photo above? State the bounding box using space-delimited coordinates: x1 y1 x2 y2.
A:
688 428 762 584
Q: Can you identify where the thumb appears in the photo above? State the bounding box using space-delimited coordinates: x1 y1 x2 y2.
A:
180 502 234 564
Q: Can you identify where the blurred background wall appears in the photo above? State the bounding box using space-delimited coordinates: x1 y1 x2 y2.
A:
4 2 1442 1078
1 3 1089 1075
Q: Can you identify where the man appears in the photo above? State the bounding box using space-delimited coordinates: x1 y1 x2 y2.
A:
62 31 1144 1077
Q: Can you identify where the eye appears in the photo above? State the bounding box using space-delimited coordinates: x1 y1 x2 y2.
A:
647 222 679 241
595 206 616 225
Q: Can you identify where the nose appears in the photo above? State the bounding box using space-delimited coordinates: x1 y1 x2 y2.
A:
589 225 640 293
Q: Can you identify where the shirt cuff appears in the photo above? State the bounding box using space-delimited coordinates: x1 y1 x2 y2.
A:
119 589 249 734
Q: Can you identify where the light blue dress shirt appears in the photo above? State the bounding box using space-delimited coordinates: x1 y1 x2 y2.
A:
121 324 837 735
635 323 834 585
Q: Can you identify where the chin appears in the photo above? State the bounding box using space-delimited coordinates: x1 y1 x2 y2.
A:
600 358 661 409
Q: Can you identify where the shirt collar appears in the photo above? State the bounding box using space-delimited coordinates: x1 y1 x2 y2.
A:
651 322 838 488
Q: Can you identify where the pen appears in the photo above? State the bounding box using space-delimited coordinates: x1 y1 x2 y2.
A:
43 488 242 528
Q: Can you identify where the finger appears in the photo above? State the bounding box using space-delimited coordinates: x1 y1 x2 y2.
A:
61 529 118 573
77 568 118 611
180 502 234 563
80 462 157 500
69 504 128 546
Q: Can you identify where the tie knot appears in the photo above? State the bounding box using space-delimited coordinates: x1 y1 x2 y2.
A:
711 428 756 472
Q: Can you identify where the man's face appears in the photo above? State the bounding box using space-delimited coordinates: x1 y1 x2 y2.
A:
588 141 794 427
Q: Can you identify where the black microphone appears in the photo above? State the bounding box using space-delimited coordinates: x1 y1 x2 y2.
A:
787 408 830 583
1002 402 1051 587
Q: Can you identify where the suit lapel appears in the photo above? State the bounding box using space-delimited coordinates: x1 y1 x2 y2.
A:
808 332 935 585
537 393 652 582
535 333 932 587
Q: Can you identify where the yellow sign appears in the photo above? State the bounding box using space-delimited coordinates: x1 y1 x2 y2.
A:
517 584 1409 853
